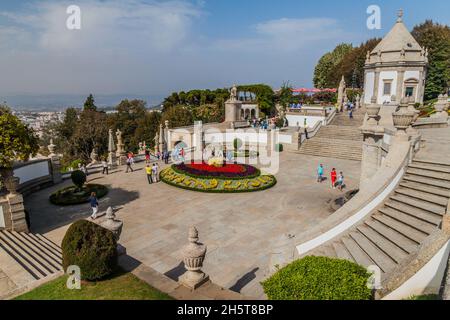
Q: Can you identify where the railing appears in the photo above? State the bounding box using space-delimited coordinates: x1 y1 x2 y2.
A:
12 159 53 194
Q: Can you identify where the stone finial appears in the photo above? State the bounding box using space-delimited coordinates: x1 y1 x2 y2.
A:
179 226 209 290
397 9 403 22
100 206 123 241
48 138 56 156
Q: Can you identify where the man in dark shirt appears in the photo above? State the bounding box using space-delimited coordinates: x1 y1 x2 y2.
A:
89 192 98 220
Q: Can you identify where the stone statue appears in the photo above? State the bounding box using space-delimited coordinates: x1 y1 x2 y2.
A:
230 84 238 101
48 138 56 156
108 129 116 152
179 226 209 289
90 148 98 163
116 129 123 146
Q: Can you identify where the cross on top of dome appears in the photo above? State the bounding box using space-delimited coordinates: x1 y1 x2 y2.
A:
397 9 404 22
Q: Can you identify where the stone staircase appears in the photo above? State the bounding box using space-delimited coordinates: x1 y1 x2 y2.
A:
309 159 450 289
0 230 62 288
296 111 365 161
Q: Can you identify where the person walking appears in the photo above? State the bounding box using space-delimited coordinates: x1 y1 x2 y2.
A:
89 192 99 220
330 168 337 189
145 149 150 163
102 158 109 175
145 164 153 184
337 172 345 191
317 164 324 183
152 163 159 182
304 126 309 140
164 151 169 164
126 154 134 173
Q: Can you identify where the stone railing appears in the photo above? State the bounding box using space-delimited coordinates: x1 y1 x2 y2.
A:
12 159 53 196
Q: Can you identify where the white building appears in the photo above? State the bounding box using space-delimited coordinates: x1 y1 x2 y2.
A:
363 11 428 107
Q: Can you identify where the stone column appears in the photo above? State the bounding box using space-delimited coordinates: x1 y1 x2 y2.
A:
158 124 165 153
48 139 62 184
225 99 243 123
360 105 384 186
108 129 117 168
396 69 405 105
193 121 204 163
3 175 28 233
372 70 381 104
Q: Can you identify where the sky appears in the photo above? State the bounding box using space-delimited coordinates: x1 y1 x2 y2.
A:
0 0 448 107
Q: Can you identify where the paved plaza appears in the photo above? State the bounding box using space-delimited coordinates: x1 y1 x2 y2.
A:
25 152 361 298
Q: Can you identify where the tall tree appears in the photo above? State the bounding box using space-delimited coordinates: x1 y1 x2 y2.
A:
276 81 294 111
83 94 97 111
161 105 194 128
313 43 353 88
412 20 450 100
0 105 39 177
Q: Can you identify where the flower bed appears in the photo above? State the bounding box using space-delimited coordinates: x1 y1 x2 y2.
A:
160 166 276 193
173 162 260 180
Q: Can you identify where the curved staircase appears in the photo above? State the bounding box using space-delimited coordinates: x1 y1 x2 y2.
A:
296 110 365 161
308 159 450 290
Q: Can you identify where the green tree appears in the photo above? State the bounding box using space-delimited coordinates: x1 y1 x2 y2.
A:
134 111 162 149
83 94 97 111
161 105 193 128
193 104 224 123
276 81 294 111
313 43 353 88
0 105 40 177
108 99 148 152
412 20 450 100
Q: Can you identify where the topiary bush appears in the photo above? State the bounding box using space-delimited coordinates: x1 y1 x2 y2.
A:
233 138 243 150
62 219 118 281
71 170 86 191
275 143 283 152
261 256 373 300
49 184 108 206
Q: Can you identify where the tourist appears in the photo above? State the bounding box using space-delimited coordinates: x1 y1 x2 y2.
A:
152 163 159 182
145 164 153 184
126 154 134 173
157 151 161 161
317 164 324 183
102 158 109 175
337 172 345 191
145 148 150 163
180 148 185 162
89 192 99 220
304 126 309 140
330 168 337 189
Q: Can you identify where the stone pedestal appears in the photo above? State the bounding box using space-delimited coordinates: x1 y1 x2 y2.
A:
7 194 28 232
49 155 62 184
225 99 242 123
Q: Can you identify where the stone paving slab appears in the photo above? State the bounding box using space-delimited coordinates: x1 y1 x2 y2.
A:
26 152 361 297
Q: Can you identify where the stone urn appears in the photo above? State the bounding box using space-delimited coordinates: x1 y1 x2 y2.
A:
393 110 415 136
100 207 123 241
366 104 381 125
4 175 20 194
179 226 209 289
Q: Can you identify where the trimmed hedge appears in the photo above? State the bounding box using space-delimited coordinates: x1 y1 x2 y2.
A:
62 220 118 281
71 170 86 190
261 256 373 300
49 184 108 206
275 143 283 152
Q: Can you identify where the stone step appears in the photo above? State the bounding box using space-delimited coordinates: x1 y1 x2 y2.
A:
413 159 450 169
20 232 62 265
389 194 446 215
0 232 47 279
395 187 448 207
15 232 62 267
364 219 418 254
349 231 396 273
298 150 362 161
378 207 437 235
399 181 450 198
409 163 450 174
371 214 427 244
356 225 408 264
406 168 450 182
385 200 443 225
0 231 59 275
332 242 354 262
31 233 62 255
403 174 450 190
305 137 363 146
341 236 375 269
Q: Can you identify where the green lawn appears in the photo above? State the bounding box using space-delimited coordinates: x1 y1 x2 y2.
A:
15 269 173 300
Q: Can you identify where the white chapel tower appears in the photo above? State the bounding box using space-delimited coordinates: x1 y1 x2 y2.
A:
363 10 428 107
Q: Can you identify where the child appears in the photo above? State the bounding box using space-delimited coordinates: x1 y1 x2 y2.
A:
330 168 337 189
317 164 324 183
337 172 345 191
89 192 98 220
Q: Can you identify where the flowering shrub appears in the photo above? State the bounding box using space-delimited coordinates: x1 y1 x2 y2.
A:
173 163 260 180
160 167 276 193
